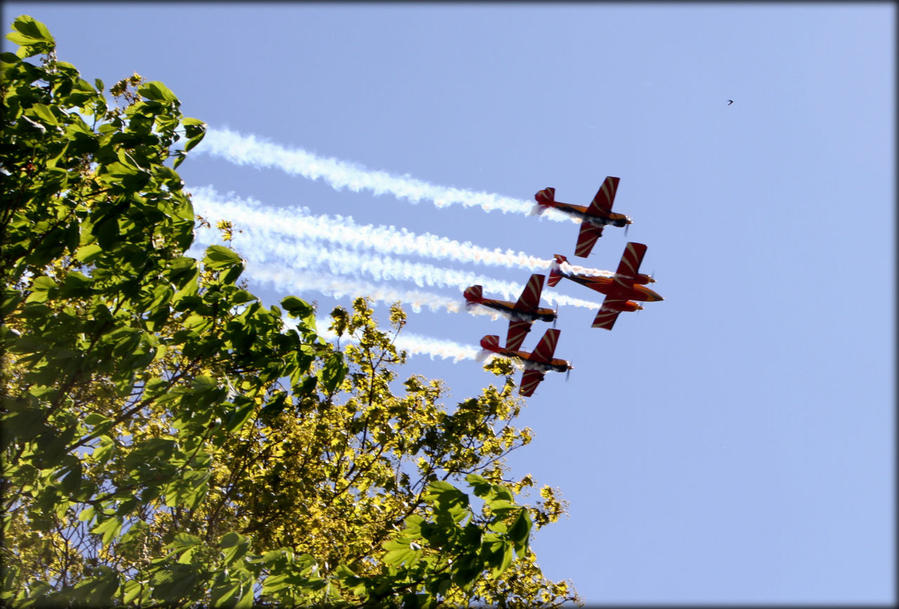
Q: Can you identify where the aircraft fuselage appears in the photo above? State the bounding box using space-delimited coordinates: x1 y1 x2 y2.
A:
472 298 556 323
542 200 630 227
491 347 571 373
565 273 663 302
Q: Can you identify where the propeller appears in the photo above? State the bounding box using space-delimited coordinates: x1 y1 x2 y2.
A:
552 302 559 328
624 222 629 237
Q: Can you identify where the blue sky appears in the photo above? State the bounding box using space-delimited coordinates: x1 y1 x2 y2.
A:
5 3 894 604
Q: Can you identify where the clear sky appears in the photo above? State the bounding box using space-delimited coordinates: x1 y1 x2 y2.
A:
5 3 894 604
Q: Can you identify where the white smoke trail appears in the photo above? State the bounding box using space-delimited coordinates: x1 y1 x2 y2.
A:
199 127 578 223
324 327 479 362
192 226 602 311
394 333 480 362
284 316 480 362
239 265 463 314
558 260 615 278
190 185 550 271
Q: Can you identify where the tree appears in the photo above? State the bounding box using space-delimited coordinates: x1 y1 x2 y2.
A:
1 15 579 608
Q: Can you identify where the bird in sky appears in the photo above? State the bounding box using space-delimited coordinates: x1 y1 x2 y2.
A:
727 99 734 105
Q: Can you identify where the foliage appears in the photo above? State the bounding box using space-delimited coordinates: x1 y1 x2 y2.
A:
1 15 579 608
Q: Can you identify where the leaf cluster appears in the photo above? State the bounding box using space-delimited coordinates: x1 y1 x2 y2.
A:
1 15 579 608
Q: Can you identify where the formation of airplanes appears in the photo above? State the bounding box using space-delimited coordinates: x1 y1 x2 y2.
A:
466 177 663 396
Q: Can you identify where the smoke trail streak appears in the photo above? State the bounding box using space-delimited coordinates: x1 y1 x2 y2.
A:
282 317 481 362
193 226 603 311
558 260 615 278
199 127 578 223
321 326 480 363
238 265 463 314
394 334 480 362
191 185 550 271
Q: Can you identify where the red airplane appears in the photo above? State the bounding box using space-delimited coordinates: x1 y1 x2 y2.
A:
549 242 662 331
464 274 557 351
532 176 632 258
479 328 572 397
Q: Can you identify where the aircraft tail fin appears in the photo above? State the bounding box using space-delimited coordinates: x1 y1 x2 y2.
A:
535 187 555 204
547 259 563 287
530 187 554 215
479 335 501 352
463 285 483 303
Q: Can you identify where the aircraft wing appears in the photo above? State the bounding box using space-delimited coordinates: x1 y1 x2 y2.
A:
519 369 546 397
585 176 620 216
574 221 603 258
530 328 560 363
505 319 533 352
592 299 623 330
614 242 648 287
513 274 546 311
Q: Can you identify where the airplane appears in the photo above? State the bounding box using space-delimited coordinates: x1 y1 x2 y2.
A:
479 328 572 397
532 176 632 258
548 242 662 331
463 274 557 351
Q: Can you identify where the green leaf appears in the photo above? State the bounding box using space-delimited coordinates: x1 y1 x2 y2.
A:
169 532 202 552
59 271 93 298
493 543 514 576
508 508 532 549
383 540 421 568
119 520 149 546
183 117 206 151
1 406 47 445
150 563 198 602
401 514 425 538
224 398 255 433
75 243 102 263
487 498 516 514
450 552 483 589
122 579 146 604
320 351 346 393
425 480 469 511
138 81 177 103
78 506 95 523
60 461 83 494
25 276 56 303
261 573 291 594
259 392 288 420
234 577 255 609
281 295 313 318
91 515 123 545
485 484 514 503
7 15 55 46
70 567 119 605
203 245 242 270
465 473 492 497
28 103 58 126
1 290 23 317
220 531 249 565
210 580 241 607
